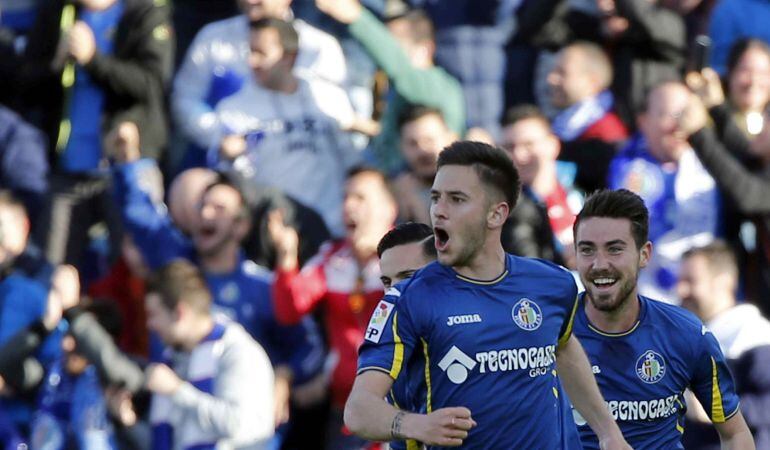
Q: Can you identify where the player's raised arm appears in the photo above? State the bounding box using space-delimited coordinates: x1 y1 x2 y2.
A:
556 334 632 450
345 370 476 445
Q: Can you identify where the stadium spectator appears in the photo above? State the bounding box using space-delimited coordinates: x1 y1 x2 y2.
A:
570 188 755 449
678 241 770 450
548 41 629 192
212 18 359 238
499 105 578 266
708 0 770 75
679 67 770 314
548 41 627 143
0 260 69 440
172 0 348 168
270 167 397 449
724 39 770 138
506 0 600 114
608 81 720 302
418 0 514 137
316 0 465 175
111 120 326 432
144 260 275 449
597 0 688 125
29 299 127 449
20 0 173 267
0 265 76 403
392 105 457 224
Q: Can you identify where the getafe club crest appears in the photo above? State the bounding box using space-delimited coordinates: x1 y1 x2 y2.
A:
512 298 542 331
636 350 666 384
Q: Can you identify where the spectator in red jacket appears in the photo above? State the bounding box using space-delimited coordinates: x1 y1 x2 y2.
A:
268 167 397 449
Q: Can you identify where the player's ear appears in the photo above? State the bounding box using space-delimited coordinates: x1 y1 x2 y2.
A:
638 241 652 268
487 200 509 229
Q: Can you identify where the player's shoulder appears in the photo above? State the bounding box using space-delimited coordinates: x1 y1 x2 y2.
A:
382 262 448 309
405 261 453 289
643 296 706 336
511 255 577 291
512 255 571 277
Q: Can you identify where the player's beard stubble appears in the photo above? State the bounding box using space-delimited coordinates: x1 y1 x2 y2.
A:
585 264 640 313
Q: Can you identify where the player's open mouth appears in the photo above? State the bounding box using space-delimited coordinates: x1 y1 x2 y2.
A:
434 227 449 251
592 277 617 289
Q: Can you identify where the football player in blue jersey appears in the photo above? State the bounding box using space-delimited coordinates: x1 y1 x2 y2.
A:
571 188 755 449
376 222 582 450
377 222 435 450
346 141 629 449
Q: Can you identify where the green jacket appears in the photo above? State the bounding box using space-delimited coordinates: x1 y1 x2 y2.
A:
349 9 465 174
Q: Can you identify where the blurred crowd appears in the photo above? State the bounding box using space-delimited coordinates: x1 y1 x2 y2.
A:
1 0 770 449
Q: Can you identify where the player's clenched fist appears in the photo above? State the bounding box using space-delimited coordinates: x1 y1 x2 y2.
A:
407 407 477 447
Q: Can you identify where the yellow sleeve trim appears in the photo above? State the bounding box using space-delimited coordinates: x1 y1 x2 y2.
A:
559 295 580 347
421 338 433 414
711 356 726 423
389 312 404 379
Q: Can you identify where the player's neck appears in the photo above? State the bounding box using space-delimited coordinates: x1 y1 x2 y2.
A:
586 291 641 334
453 244 506 281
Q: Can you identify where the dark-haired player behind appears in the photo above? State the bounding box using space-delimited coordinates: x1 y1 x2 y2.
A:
570 189 755 449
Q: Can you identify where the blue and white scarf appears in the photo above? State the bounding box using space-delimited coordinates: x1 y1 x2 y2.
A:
551 90 614 142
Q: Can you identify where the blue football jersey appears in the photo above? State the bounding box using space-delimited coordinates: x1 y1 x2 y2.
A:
359 255 579 449
572 293 740 449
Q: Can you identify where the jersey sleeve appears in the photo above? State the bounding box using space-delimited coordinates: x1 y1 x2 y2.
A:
689 327 741 423
357 287 418 380
558 276 580 346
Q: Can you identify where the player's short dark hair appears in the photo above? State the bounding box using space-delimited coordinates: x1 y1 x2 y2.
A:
436 141 520 210
147 260 212 315
385 8 434 44
682 240 738 279
574 189 649 249
249 17 299 54
397 104 445 131
377 222 435 258
500 104 551 130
